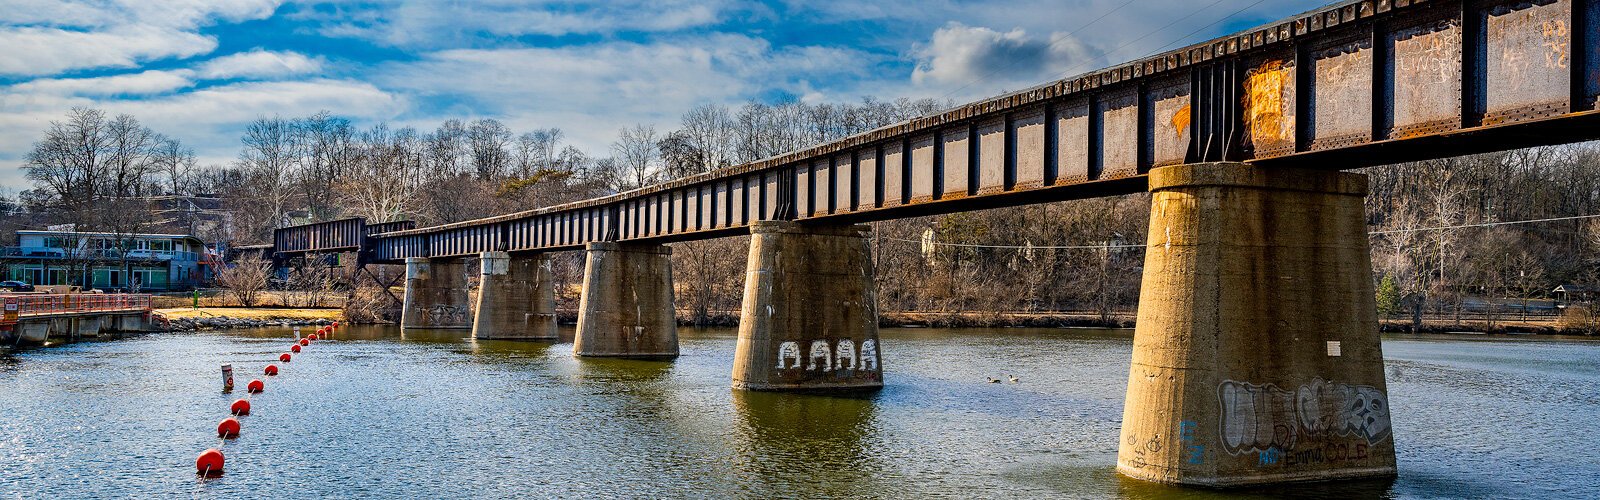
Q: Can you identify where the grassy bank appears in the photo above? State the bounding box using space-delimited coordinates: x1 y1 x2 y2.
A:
155 307 345 322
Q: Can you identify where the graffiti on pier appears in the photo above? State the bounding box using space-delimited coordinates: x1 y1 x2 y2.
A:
423 304 469 325
776 341 801 369
775 339 879 372
1217 378 1392 458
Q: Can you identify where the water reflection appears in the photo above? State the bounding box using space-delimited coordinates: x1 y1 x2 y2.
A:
729 389 882 497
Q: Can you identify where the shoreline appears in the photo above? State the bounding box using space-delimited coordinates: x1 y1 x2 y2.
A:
141 308 1598 337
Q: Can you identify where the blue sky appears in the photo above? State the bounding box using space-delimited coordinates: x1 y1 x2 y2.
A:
0 0 1306 191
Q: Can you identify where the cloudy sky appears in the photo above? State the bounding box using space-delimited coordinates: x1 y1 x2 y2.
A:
0 0 1304 191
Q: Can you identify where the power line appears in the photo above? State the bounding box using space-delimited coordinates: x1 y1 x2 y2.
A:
884 213 1600 250
1146 0 1270 55
1368 214 1600 235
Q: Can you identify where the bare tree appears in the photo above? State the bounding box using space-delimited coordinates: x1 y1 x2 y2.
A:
150 137 197 195
467 118 512 181
217 261 272 307
236 116 304 241
610 124 659 191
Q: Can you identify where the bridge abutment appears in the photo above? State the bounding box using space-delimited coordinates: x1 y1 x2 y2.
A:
1117 162 1396 487
401 257 472 330
732 221 883 391
472 251 558 341
573 242 678 358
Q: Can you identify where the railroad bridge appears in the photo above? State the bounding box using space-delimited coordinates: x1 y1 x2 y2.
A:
261 0 1599 487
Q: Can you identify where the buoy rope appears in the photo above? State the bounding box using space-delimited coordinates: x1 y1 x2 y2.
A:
198 322 338 479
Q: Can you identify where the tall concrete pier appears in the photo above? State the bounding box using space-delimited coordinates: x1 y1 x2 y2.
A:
572 242 678 358
732 221 882 391
400 257 472 330
1117 163 1395 486
472 251 558 341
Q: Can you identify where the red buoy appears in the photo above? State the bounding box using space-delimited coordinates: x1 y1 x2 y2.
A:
291 344 301 353
196 448 224 476
230 398 251 416
299 338 309 346
217 417 241 438
264 364 278 376
332 321 339 328
246 379 264 393
280 353 292 362
307 333 317 341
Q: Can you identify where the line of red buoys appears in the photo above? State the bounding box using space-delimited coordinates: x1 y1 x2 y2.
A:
196 322 338 477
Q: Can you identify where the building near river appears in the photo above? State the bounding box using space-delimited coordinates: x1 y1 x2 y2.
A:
0 229 219 291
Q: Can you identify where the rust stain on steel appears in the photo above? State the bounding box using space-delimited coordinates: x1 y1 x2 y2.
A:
1483 0 1572 125
1243 59 1296 157
1388 14 1462 139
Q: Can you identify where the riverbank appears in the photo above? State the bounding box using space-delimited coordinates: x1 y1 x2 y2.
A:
153 307 343 331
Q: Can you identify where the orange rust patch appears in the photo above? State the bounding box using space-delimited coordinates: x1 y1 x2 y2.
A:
1243 60 1292 148
1170 105 1191 138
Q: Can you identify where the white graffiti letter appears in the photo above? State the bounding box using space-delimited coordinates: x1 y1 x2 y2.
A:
836 339 857 371
775 341 801 370
808 340 832 371
859 339 878 371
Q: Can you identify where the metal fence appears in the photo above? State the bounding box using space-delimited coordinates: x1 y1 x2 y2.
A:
9 294 153 317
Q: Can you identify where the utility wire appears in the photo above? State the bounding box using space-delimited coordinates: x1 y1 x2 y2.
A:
1367 213 1600 235
887 213 1600 250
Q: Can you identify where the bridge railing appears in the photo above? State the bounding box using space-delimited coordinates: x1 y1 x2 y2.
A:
7 294 154 317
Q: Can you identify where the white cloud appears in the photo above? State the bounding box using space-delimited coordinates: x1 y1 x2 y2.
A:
0 0 283 77
0 26 217 77
8 70 195 96
291 0 733 47
376 35 876 153
911 23 1095 91
196 49 323 80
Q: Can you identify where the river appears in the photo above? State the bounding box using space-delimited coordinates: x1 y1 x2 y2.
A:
1 327 1596 498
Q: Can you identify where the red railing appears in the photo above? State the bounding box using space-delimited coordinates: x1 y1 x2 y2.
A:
7 294 153 318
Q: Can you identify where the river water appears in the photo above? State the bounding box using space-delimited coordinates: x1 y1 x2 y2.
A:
1 327 1596 498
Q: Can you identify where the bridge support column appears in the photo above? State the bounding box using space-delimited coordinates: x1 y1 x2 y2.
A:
472 251 557 341
1117 162 1395 487
401 257 472 330
732 221 882 391
573 242 678 358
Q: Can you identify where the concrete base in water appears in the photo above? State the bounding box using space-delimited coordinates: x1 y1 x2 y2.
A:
573 242 678 358
472 251 558 341
401 257 472 330
733 221 883 391
1117 162 1397 487
12 312 155 345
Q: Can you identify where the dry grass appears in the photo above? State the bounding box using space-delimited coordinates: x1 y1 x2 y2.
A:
155 307 345 321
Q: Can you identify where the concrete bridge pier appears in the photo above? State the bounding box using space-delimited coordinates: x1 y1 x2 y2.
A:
1117 162 1396 487
573 242 678 358
472 251 558 341
732 221 882 391
401 257 472 329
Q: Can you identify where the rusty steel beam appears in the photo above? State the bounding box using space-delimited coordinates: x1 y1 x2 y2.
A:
313 0 1600 263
